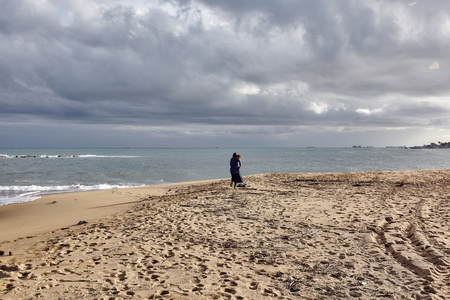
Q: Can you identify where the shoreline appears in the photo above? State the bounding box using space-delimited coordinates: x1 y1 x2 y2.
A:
0 178 223 244
1 170 449 299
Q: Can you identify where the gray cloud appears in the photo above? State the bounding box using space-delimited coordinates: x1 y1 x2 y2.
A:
1 0 450 147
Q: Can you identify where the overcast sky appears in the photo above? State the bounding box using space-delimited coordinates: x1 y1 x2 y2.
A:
1 0 449 148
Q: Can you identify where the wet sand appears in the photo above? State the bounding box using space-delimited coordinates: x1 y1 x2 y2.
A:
0 170 449 299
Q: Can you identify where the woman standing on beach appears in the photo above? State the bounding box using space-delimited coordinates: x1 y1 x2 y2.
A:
230 153 245 188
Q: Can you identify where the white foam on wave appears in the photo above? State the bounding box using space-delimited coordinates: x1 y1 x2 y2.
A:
18 191 41 197
0 184 142 192
0 154 141 159
0 185 78 192
0 195 41 206
0 183 145 206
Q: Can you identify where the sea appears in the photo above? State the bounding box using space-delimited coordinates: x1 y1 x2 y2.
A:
2 147 450 206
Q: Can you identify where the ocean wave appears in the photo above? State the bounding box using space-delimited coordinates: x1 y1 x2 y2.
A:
0 195 41 206
77 155 141 158
0 154 141 159
0 183 144 206
0 184 142 192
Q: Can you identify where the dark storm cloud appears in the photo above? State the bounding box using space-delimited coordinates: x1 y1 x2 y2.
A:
1 0 450 147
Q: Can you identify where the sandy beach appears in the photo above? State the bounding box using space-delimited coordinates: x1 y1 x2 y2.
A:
0 170 449 299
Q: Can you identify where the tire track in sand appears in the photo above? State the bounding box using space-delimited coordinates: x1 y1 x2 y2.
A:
372 197 450 296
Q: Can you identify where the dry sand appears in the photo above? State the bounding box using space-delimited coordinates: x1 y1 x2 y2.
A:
0 170 449 299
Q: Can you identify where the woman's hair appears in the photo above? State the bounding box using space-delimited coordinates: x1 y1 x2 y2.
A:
232 152 242 159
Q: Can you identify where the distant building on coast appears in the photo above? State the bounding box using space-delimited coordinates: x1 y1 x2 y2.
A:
408 141 450 149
